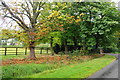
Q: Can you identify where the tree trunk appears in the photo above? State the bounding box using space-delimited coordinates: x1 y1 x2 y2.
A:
50 36 54 56
64 39 68 54
73 37 78 50
28 41 36 59
81 37 87 54
94 34 100 53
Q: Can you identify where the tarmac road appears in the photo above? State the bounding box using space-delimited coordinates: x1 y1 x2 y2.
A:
85 53 119 80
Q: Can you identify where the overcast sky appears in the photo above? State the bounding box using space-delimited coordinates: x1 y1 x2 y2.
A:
2 0 120 2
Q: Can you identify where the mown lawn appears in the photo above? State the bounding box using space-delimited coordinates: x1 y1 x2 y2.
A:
2 54 59 61
22 55 115 78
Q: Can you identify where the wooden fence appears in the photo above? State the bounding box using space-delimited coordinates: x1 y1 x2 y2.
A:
0 47 51 56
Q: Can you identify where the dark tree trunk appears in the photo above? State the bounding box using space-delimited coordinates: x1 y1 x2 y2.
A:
95 40 99 50
82 42 86 54
94 34 100 53
64 39 68 54
28 41 36 59
73 37 78 50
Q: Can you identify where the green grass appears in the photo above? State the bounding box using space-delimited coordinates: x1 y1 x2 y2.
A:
2 63 58 78
111 52 120 54
2 55 26 60
23 55 115 78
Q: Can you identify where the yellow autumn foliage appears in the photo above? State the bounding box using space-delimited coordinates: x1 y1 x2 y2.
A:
48 11 60 19
75 19 81 22
80 13 84 16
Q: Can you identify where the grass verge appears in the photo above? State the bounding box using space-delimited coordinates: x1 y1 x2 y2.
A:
23 55 116 78
2 63 58 78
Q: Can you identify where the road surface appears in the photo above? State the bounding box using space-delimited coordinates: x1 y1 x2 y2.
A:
85 53 119 80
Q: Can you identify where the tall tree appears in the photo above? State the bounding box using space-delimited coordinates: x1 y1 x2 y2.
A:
1 0 46 59
71 2 120 53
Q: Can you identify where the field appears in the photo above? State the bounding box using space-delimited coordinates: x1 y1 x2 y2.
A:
0 47 51 56
0 43 51 55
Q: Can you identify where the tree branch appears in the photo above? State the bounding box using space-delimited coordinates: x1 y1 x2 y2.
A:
31 2 45 28
1 1 29 30
21 4 31 18
5 15 27 30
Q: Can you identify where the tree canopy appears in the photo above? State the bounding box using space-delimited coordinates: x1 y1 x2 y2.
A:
1 1 120 59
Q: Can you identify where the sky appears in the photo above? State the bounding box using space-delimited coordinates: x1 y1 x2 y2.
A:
1 0 120 2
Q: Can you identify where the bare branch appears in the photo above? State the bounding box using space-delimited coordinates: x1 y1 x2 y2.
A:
21 4 31 18
34 2 45 20
28 0 33 8
1 1 29 30
5 15 27 30
31 2 45 27
17 12 29 18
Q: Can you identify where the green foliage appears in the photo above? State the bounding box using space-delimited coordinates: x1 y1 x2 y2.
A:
70 2 120 51
49 31 62 46
1 1 120 54
0 29 16 39
69 49 88 56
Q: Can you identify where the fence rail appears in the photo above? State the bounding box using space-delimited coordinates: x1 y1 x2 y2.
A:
0 47 51 56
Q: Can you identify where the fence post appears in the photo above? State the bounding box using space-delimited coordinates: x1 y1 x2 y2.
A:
16 48 18 55
25 48 27 55
5 48 7 56
40 48 42 54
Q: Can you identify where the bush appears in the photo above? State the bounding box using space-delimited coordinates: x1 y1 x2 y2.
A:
102 48 113 53
53 44 82 54
68 49 87 56
53 43 61 54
